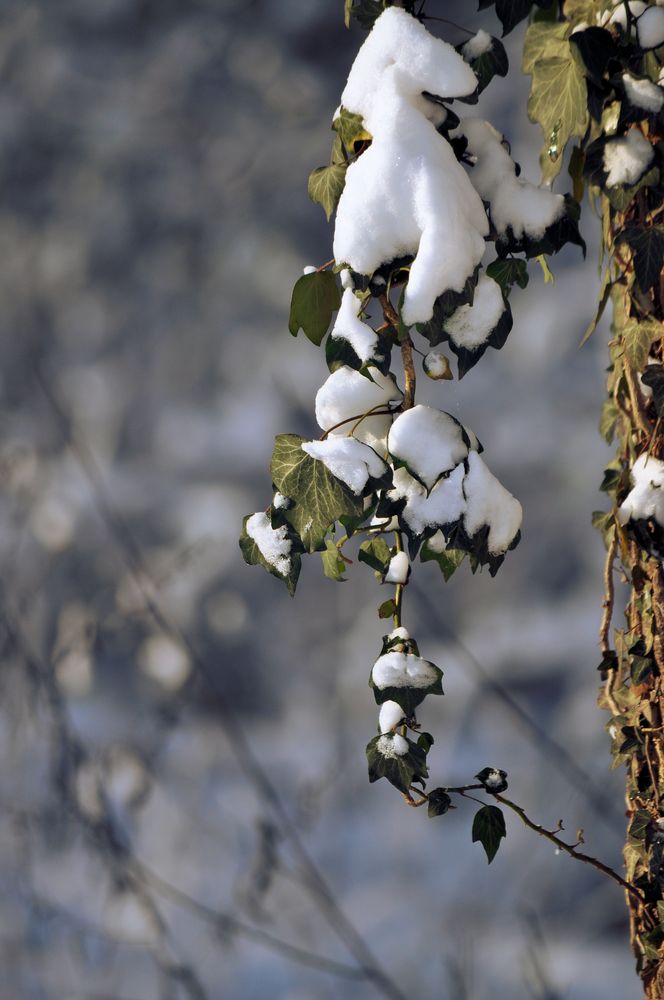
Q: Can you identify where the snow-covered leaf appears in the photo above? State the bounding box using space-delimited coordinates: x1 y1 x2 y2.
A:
308 163 347 221
616 226 664 293
420 539 466 581
239 514 301 596
459 33 508 93
370 649 443 716
366 734 429 794
288 271 341 346
472 804 506 863
271 434 362 552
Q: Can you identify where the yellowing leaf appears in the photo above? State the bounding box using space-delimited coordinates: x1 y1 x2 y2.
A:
526 38 588 182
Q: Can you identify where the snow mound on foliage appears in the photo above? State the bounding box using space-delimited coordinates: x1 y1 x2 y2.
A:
384 550 409 584
618 453 664 527
389 465 466 536
445 274 505 350
379 700 404 733
622 73 664 114
330 288 380 364
462 30 493 60
461 118 565 239
333 7 489 325
246 513 292 574
376 733 409 757
638 6 664 49
463 452 522 555
388 405 468 489
314 366 402 450
301 437 388 495
372 650 438 689
603 129 653 187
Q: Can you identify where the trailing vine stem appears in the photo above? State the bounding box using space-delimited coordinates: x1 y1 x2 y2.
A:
407 782 647 910
378 291 416 410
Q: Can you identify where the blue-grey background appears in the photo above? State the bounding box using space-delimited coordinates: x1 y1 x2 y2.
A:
0 1 639 998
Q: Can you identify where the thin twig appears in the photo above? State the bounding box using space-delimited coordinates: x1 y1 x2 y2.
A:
600 529 621 717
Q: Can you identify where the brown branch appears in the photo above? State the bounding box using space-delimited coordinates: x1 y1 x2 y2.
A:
601 530 621 717
378 292 416 409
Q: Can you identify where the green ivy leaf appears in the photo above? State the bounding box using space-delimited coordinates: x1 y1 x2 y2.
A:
616 226 664 294
485 257 529 294
427 788 452 818
366 734 429 794
472 804 507 863
239 514 302 596
481 0 539 37
420 540 466 581
370 655 444 717
288 272 341 346
308 164 347 222
417 732 434 753
378 598 396 619
607 166 660 214
321 539 347 582
333 107 371 152
358 537 392 575
627 809 652 849
346 0 388 30
525 27 588 182
623 319 661 371
271 434 362 552
641 365 664 418
598 398 619 444
522 21 570 74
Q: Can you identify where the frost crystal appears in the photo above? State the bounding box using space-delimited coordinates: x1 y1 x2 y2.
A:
461 118 565 239
379 700 405 733
444 274 505 351
603 129 654 187
372 650 438 689
384 551 409 584
618 454 664 527
388 405 468 489
377 733 409 758
301 437 388 495
330 288 381 364
314 365 402 450
333 8 489 325
463 452 522 555
246 512 292 575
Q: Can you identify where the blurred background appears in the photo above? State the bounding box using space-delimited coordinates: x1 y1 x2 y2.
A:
0 1 640 998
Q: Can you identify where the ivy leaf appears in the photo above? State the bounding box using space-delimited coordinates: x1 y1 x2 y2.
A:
623 319 661 371
370 655 444 717
308 164 347 222
598 398 619 444
366 734 429 794
569 27 616 83
641 365 664 418
427 788 452 818
607 166 660 215
616 226 664 294
459 35 508 93
631 651 654 685
418 270 479 347
271 434 362 552
452 303 513 379
333 107 371 153
239 515 302 596
472 805 507 863
377 598 396 619
420 540 466 581
358 537 392 575
321 539 347 582
627 809 652 850
526 32 588 181
485 258 529 294
481 0 538 37
522 21 570 74
346 0 388 30
288 271 341 346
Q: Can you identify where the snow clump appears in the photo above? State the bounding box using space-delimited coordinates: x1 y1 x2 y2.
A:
376 733 409 757
603 129 654 187
330 288 381 364
618 454 664 527
461 29 493 60
461 117 565 239
372 651 439 689
315 365 402 450
388 464 467 536
379 700 405 733
444 274 506 351
301 437 389 495
384 551 410 584
637 6 664 49
463 451 522 555
388 404 468 489
246 512 292 575
622 73 664 114
333 7 489 325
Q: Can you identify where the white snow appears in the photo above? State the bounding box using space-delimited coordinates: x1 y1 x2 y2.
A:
330 288 380 364
461 118 565 239
638 6 664 49
388 626 410 641
622 73 664 113
376 733 409 757
618 453 664 526
603 129 654 187
426 529 447 553
388 464 466 536
246 511 292 574
385 551 410 584
444 274 505 350
273 492 289 509
301 437 388 495
482 768 506 791
379 700 405 733
372 650 438 689
461 29 493 61
333 8 489 325
303 265 317 275
340 268 354 290
315 365 402 450
423 351 450 379
388 405 468 489
463 451 522 555
601 1 647 29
